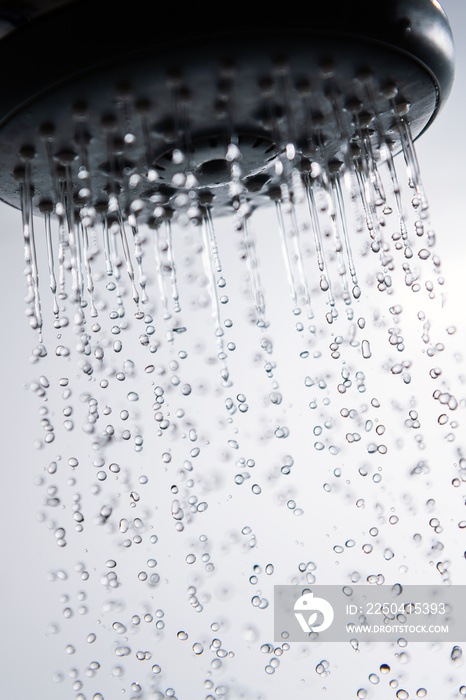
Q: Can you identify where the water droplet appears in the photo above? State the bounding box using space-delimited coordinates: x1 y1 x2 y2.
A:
115 645 131 657
396 691 409 700
361 339 372 359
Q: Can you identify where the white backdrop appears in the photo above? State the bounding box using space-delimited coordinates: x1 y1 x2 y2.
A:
1 2 465 698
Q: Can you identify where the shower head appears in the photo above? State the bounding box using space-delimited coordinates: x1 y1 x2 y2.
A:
0 0 455 218
0 0 456 339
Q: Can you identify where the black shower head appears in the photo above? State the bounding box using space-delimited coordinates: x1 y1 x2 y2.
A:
0 0 455 219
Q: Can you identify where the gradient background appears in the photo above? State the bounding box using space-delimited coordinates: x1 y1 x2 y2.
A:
0 1 465 697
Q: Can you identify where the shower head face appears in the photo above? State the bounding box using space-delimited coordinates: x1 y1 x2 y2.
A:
0 0 455 219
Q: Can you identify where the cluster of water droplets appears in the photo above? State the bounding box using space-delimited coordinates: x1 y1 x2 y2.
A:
16 95 466 699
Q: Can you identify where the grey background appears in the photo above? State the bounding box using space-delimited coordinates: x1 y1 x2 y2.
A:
0 1 465 697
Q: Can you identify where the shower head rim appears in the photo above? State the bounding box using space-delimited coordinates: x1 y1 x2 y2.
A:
0 0 455 216
0 0 454 130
